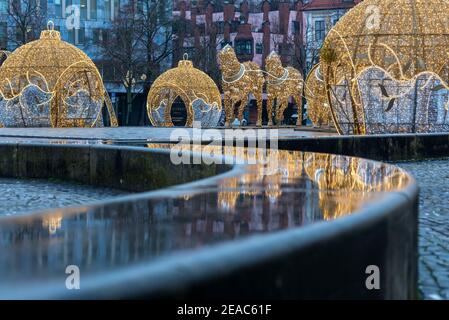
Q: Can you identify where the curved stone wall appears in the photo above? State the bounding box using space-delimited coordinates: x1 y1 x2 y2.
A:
280 133 449 162
0 143 230 192
0 143 418 299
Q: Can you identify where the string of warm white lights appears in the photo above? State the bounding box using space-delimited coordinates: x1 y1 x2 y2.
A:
305 64 332 127
265 51 303 126
218 45 265 127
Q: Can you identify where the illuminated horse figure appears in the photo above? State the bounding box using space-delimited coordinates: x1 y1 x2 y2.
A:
265 51 303 126
218 45 265 127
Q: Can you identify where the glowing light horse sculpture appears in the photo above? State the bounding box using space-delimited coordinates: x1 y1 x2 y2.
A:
218 45 265 127
265 52 303 125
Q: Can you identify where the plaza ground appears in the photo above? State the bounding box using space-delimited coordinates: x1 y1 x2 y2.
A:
398 159 449 300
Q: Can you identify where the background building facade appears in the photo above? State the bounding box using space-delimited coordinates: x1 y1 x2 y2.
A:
172 0 362 124
173 1 362 73
0 0 173 125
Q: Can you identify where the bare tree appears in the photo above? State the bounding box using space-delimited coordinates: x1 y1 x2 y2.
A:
7 0 46 47
184 26 223 85
270 19 320 78
300 19 333 75
269 17 327 125
100 0 174 125
100 2 145 125
136 0 174 83
136 0 175 124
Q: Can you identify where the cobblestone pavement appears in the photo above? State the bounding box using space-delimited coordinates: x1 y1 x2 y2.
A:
398 159 449 300
0 178 128 216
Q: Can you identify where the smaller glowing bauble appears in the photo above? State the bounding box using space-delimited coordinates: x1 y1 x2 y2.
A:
0 23 118 128
305 64 332 127
218 45 264 127
321 0 449 135
265 51 303 126
147 56 222 128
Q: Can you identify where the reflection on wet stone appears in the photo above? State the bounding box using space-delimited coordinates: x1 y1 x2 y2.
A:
0 145 411 295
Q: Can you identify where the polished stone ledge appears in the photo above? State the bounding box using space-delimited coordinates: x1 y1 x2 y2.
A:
0 143 418 299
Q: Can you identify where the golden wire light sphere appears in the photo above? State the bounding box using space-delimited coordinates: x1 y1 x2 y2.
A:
147 55 222 128
0 22 118 127
305 64 332 127
0 50 10 66
321 0 449 135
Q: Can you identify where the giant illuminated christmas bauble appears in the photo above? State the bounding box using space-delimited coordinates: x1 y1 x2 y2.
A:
147 56 222 128
321 0 449 134
0 22 118 127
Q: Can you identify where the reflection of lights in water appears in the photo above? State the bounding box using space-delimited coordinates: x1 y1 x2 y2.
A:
304 153 410 220
196 220 206 233
185 223 192 236
213 221 224 233
266 185 281 204
42 216 62 235
218 178 240 213
146 143 409 219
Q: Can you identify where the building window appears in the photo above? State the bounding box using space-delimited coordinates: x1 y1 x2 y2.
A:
315 20 325 41
221 40 231 49
332 17 340 26
234 40 253 55
105 0 119 21
93 28 102 42
0 0 8 13
67 26 85 45
215 21 224 34
113 0 120 20
0 22 6 49
89 0 97 19
104 0 111 20
54 0 62 17
102 62 115 81
197 23 205 35
102 29 108 42
255 43 263 54
77 27 85 44
184 47 196 59
231 20 239 33
292 21 300 34
68 28 75 44
80 0 87 20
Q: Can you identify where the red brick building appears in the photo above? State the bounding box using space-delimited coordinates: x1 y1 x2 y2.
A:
172 0 363 124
